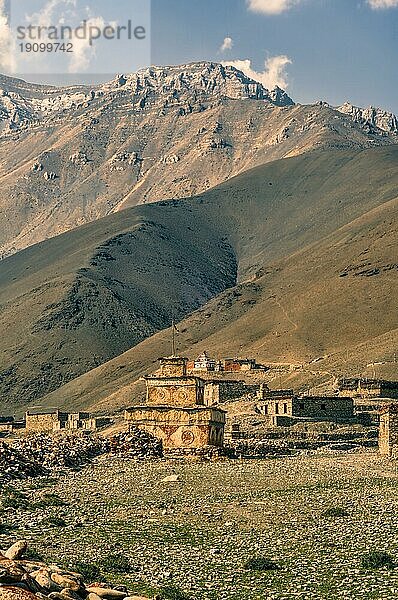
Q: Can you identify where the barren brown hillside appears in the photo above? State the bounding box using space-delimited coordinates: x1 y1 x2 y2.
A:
35 190 398 415
1 146 397 414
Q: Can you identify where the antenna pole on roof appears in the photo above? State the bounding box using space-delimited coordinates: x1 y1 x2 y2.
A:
171 310 178 357
172 319 176 357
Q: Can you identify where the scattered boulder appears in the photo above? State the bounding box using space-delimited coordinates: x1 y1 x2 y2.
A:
128 152 141 166
43 172 57 181
86 588 126 600
69 152 89 166
0 589 39 600
5 542 27 561
50 573 82 593
161 154 180 165
30 569 61 593
161 475 180 483
0 543 150 600
208 137 228 150
109 152 141 171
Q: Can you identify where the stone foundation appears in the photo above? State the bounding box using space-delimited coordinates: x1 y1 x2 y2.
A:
124 405 226 449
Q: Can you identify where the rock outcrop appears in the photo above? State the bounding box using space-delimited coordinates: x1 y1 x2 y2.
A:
338 101 398 135
0 542 151 600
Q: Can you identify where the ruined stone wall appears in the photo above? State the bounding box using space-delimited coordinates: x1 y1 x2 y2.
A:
257 396 353 423
0 423 13 434
257 398 294 417
379 407 398 456
380 384 398 399
379 412 390 455
258 386 294 400
65 418 97 431
340 386 382 399
340 381 398 400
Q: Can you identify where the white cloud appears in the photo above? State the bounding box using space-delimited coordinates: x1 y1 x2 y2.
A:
26 0 77 27
68 16 108 73
220 36 233 53
367 0 398 8
222 55 292 89
0 0 16 72
24 0 110 73
247 0 302 15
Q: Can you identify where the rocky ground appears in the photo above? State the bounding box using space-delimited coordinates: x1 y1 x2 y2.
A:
2 451 398 599
0 430 162 484
0 539 151 600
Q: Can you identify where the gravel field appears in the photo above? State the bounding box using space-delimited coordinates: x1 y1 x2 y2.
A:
2 451 398 599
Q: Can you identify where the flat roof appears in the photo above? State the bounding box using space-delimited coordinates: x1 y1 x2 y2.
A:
26 409 61 415
125 405 227 414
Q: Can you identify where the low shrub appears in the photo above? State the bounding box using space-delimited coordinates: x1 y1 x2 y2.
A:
97 553 133 574
158 585 190 600
322 507 349 518
70 562 101 583
41 516 67 528
244 556 280 571
1 488 30 510
361 551 395 570
34 493 66 508
25 548 44 561
0 520 14 534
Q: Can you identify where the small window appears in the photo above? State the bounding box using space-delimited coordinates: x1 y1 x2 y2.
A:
263 404 268 415
275 403 279 414
284 403 288 414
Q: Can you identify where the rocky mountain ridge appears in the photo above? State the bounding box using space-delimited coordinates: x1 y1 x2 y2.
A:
0 62 397 260
337 101 398 135
0 63 294 133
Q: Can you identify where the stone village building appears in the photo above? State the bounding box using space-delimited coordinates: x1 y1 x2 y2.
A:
25 410 104 433
338 378 398 399
338 378 398 422
0 417 25 435
125 356 226 450
257 384 354 426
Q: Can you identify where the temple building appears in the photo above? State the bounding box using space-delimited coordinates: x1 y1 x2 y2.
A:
125 356 226 450
191 351 216 372
145 357 205 406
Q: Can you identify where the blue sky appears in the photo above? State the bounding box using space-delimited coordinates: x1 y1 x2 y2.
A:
151 0 398 112
1 0 397 112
